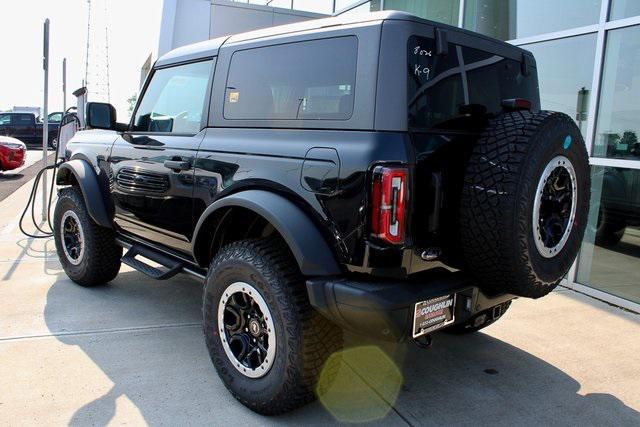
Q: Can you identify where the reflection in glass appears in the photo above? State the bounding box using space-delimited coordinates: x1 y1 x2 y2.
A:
373 0 460 25
593 26 640 160
464 0 601 40
577 167 640 304
292 0 335 14
610 0 640 21
337 1 380 17
523 35 597 136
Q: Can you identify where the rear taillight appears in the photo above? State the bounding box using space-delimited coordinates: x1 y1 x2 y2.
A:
371 166 407 245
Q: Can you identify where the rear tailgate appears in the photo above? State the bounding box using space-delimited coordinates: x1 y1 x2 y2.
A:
376 18 541 272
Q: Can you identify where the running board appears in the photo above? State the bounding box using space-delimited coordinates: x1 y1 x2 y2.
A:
121 244 183 280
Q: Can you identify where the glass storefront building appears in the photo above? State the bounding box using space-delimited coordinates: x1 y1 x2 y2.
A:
233 0 640 310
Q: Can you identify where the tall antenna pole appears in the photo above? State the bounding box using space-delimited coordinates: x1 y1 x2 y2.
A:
63 58 67 112
104 0 111 103
84 0 110 102
84 0 91 91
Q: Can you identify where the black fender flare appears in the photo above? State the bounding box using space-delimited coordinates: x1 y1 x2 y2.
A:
192 190 341 276
56 159 112 228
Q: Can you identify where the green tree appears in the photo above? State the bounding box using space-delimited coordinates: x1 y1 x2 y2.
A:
126 93 138 116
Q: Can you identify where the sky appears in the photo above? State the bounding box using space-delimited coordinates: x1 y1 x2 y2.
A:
0 0 162 120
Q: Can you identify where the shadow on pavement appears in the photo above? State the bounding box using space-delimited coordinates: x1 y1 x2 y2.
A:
43 270 639 426
0 174 24 180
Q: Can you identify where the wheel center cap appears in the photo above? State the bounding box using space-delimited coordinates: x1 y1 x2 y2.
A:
248 319 261 337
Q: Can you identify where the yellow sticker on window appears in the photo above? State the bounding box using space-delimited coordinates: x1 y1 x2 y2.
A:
228 91 239 103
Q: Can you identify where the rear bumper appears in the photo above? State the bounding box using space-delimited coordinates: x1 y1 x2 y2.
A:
0 149 25 171
306 271 515 342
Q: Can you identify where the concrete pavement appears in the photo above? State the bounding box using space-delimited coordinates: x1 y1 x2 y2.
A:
0 178 639 426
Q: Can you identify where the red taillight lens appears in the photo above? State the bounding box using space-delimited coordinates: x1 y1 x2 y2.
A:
371 166 407 244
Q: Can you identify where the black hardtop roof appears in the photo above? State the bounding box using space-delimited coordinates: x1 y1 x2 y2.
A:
155 10 530 67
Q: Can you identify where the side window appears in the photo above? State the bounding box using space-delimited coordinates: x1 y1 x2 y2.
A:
224 37 358 121
133 59 213 134
15 114 35 125
0 114 10 125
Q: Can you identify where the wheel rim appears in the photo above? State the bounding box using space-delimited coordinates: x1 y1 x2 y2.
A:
532 155 578 258
217 282 276 379
60 211 85 265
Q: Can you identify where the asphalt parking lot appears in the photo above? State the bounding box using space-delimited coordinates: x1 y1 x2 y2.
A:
0 149 55 202
1 179 639 426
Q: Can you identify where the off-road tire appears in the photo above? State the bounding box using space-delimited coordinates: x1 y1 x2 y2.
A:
203 237 343 415
461 111 590 298
53 186 121 286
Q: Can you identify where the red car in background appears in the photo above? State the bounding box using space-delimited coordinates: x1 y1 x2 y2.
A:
0 136 26 172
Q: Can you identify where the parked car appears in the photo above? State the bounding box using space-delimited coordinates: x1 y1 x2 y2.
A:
0 112 59 148
596 167 640 247
53 11 590 415
0 136 26 172
46 111 64 124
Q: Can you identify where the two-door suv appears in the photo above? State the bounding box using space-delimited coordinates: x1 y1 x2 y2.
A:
54 11 590 414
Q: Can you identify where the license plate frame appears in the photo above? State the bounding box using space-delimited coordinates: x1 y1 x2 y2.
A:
412 294 456 338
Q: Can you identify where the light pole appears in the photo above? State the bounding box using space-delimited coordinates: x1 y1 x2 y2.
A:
42 19 50 222
63 58 67 113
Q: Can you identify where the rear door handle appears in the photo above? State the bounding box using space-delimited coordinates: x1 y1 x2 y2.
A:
164 159 191 171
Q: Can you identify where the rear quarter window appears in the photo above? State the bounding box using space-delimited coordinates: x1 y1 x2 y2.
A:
224 37 358 121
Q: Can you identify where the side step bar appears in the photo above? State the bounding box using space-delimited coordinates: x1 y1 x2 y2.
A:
121 244 184 280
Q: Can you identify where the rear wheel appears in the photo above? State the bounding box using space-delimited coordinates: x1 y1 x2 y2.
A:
203 238 342 415
461 111 590 298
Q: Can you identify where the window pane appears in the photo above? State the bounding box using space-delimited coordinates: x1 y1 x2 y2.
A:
292 0 334 14
523 34 597 136
335 0 368 13
134 60 212 134
610 0 640 20
224 37 357 121
464 0 601 41
592 26 640 160
577 166 640 304
373 0 460 25
336 1 381 17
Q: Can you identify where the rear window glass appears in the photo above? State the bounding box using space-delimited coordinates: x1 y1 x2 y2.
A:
408 35 539 130
408 36 464 130
224 37 357 121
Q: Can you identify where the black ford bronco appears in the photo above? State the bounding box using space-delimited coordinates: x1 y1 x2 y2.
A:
53 11 590 414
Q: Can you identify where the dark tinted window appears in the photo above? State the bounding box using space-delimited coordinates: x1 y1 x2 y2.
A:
0 114 10 125
224 37 357 121
15 114 35 125
133 60 213 134
464 46 539 116
408 36 539 130
408 36 464 129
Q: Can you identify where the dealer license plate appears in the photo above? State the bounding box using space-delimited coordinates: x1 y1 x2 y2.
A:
412 294 456 338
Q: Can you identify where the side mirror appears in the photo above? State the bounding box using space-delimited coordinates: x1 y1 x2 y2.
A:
86 102 116 130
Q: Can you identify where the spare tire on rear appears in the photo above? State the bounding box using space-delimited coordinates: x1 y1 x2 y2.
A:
460 111 590 298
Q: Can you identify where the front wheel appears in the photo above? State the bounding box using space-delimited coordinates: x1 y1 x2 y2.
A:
203 238 342 415
53 186 122 286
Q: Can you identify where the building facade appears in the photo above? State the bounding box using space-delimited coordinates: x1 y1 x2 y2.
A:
159 0 640 312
